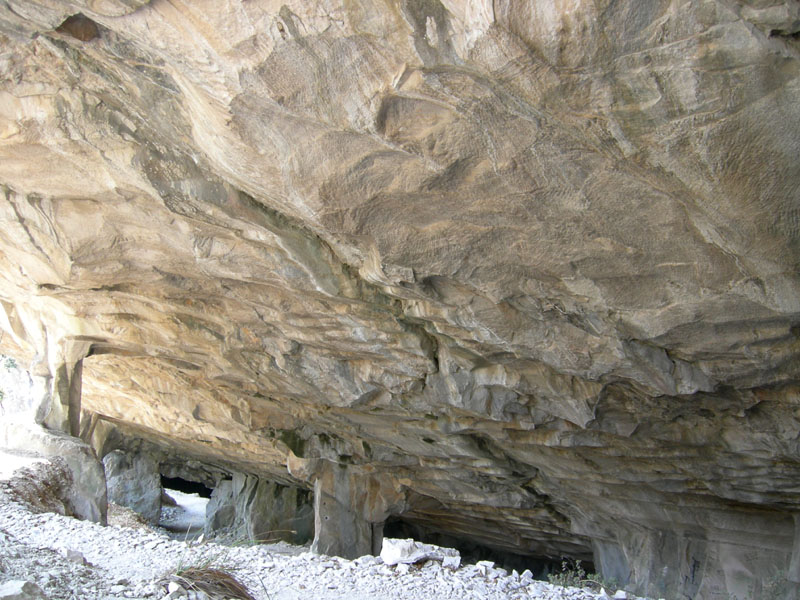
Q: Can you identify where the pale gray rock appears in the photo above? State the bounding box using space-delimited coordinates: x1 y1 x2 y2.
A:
64 550 86 565
0 581 48 600
103 449 161 524
205 472 312 545
0 421 106 524
380 537 459 566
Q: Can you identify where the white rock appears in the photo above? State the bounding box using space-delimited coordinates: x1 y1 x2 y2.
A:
614 591 628 599
379 538 459 566
396 563 410 575
442 555 461 569
65 550 86 565
475 560 494 576
0 581 48 600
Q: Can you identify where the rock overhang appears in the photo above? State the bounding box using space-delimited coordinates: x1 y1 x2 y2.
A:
0 1 799 597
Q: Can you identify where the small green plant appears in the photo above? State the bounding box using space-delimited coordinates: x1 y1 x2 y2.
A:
547 559 619 592
762 569 790 600
548 558 587 588
3 356 16 370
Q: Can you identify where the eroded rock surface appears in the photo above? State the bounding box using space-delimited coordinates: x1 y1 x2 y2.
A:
205 472 313 545
0 423 106 524
0 1 799 598
103 448 161 524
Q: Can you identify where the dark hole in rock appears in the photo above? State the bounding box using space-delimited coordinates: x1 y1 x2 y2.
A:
383 516 583 579
159 475 212 540
56 14 99 41
160 475 213 498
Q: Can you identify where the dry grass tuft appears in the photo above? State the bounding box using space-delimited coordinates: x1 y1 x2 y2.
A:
164 566 257 600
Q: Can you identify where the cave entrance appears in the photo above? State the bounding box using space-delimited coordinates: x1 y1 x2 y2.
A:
159 475 212 539
383 515 589 579
160 475 213 498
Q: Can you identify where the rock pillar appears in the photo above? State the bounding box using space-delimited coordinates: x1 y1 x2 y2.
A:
43 356 83 436
24 336 91 437
294 458 406 559
789 514 800 586
0 302 89 435
311 467 383 558
204 472 313 544
103 448 162 524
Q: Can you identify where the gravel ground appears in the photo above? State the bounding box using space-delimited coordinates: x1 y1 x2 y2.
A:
0 451 646 600
0 496 645 600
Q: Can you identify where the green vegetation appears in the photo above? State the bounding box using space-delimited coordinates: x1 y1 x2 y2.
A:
547 559 619 593
761 569 791 600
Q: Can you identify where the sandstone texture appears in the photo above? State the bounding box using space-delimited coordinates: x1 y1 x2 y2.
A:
0 1 798 598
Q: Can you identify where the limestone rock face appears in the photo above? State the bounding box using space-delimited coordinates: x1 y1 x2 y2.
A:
0 421 107 524
0 1 799 597
205 473 313 545
103 448 161 524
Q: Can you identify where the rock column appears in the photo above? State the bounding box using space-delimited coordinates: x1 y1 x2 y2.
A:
43 356 84 436
789 514 800 588
295 459 406 559
103 449 162 524
205 472 313 544
311 467 383 558
23 335 91 437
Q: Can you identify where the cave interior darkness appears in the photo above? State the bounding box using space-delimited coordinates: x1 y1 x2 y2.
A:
159 474 213 499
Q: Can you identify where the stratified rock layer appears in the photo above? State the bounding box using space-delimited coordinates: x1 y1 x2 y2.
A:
0 1 799 598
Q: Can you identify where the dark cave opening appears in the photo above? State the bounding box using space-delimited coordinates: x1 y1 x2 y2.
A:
382 516 591 579
55 13 100 41
160 475 213 498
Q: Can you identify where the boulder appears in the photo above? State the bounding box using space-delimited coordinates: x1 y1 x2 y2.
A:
0 581 48 600
380 538 460 566
0 420 106 524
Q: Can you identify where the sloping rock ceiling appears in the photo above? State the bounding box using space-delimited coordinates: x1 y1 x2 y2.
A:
1 1 799 597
